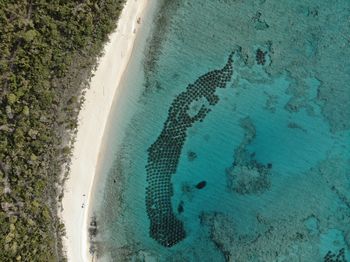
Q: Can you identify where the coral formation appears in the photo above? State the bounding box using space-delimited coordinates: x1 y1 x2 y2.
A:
226 164 270 195
226 117 271 195
201 212 319 261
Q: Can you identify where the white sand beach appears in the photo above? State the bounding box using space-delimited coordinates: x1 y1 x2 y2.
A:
61 0 149 261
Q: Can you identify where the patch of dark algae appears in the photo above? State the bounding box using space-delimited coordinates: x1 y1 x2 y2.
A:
145 53 234 247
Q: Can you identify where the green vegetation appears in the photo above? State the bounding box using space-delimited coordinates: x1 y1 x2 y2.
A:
0 0 126 260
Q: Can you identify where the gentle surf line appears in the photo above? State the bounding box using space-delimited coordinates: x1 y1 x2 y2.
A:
61 1 149 261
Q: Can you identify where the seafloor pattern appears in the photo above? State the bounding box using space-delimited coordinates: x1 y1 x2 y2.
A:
93 0 350 261
145 53 233 247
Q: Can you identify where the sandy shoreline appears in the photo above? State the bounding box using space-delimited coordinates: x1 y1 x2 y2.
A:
61 0 149 261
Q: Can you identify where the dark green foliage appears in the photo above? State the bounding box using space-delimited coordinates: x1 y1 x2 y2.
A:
0 0 126 260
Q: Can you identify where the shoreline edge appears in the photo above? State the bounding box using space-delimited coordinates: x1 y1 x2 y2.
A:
61 0 149 261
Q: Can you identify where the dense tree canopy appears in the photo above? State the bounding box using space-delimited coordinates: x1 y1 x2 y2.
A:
0 0 126 260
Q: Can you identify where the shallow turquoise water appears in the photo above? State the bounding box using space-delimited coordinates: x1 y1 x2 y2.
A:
93 0 350 261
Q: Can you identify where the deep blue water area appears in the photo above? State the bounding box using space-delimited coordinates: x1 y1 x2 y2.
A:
93 0 350 261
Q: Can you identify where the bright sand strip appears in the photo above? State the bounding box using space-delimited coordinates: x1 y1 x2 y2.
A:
61 0 149 261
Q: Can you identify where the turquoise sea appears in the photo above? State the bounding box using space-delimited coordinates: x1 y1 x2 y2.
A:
91 0 350 261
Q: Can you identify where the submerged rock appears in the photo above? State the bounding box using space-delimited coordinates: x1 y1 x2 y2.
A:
195 181 207 189
256 48 267 65
177 201 184 213
187 151 197 161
